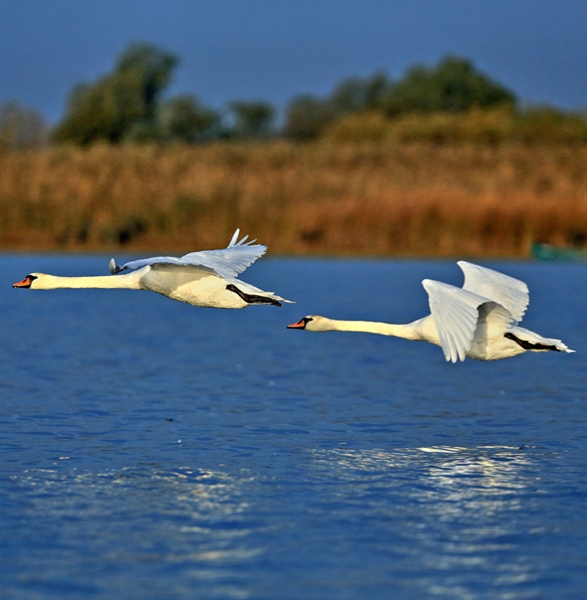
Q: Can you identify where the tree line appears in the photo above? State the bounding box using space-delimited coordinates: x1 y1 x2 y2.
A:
1 42 586 148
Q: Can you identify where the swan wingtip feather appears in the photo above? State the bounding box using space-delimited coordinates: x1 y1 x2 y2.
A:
109 258 122 274
228 228 241 247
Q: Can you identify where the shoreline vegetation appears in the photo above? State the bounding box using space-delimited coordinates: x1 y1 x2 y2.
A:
2 48 587 258
1 139 587 258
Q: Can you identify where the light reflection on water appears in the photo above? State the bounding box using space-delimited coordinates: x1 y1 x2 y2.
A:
7 466 263 600
308 445 560 598
1 257 586 600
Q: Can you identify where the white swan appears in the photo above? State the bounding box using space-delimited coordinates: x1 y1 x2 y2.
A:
13 229 292 309
287 261 573 362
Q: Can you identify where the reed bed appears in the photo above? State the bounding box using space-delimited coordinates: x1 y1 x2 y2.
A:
1 141 587 257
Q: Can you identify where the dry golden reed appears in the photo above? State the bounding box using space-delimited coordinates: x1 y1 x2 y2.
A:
1 140 587 257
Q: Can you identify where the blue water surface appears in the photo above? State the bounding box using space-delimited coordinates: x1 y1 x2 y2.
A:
0 256 586 600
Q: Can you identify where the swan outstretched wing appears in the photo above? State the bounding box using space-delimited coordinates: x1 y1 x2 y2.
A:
110 229 267 278
458 261 529 323
423 279 492 363
180 229 267 277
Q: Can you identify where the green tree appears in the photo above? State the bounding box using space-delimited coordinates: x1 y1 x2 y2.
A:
283 95 337 139
329 72 393 114
363 72 394 110
229 100 275 138
159 95 221 142
53 43 178 144
384 56 516 115
116 43 177 125
283 73 393 139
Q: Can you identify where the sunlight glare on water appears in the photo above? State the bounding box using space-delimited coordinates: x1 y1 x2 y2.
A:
0 256 586 599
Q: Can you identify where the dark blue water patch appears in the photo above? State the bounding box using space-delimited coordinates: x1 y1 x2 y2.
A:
0 256 586 599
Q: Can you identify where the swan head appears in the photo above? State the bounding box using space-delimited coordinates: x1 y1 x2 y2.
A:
12 274 40 289
287 315 335 332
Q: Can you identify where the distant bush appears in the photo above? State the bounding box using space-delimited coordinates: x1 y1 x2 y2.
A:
383 57 515 116
158 95 221 143
514 107 587 143
229 100 275 139
283 95 343 140
283 73 393 139
388 108 515 144
283 57 515 140
322 111 390 142
0 101 48 149
49 47 587 146
325 107 587 144
52 43 278 145
53 43 178 145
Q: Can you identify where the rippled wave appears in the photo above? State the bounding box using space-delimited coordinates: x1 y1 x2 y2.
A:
1 258 586 600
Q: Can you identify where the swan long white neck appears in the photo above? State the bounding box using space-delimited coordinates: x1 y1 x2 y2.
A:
32 273 142 290
317 318 425 341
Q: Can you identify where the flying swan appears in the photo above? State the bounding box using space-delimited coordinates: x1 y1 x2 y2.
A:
287 261 573 362
13 229 292 309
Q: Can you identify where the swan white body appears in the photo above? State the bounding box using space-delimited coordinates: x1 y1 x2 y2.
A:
287 261 573 362
13 230 292 309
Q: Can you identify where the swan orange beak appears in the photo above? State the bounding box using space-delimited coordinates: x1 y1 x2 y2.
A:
287 319 306 329
13 276 33 288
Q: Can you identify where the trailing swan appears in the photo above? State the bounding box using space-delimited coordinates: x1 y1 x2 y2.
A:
287 261 573 362
13 229 292 309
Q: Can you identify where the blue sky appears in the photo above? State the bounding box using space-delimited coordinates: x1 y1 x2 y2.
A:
1 0 587 124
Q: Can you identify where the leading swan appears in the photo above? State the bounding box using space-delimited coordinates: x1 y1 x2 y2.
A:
287 261 573 362
13 229 292 309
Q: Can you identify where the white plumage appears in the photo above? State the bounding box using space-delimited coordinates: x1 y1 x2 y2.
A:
109 229 265 280
288 261 573 362
13 229 292 309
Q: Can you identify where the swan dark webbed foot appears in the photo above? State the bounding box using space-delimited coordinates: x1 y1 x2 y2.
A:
226 284 282 306
286 262 573 362
504 332 560 352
